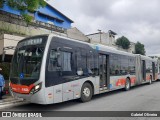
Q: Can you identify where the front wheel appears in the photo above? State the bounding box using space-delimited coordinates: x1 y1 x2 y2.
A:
80 82 93 102
125 78 131 91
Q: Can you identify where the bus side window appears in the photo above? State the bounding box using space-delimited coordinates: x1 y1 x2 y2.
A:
76 49 83 75
94 53 99 75
48 49 58 71
128 57 136 75
110 54 121 76
60 51 72 71
87 51 94 75
48 49 72 72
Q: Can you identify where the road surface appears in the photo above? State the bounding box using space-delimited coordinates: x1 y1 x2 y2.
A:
1 81 160 120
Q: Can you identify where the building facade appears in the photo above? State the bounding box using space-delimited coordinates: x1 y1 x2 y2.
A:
0 2 73 29
86 30 117 47
67 27 90 42
87 30 136 54
0 2 73 62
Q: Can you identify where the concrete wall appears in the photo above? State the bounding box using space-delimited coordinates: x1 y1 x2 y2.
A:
0 35 4 55
128 42 135 53
87 32 136 53
0 20 67 37
0 34 24 55
87 32 116 46
67 27 89 42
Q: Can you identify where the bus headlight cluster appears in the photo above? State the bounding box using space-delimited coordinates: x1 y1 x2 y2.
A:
30 83 42 94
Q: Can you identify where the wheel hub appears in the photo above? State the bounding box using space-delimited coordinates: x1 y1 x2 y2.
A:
126 81 129 89
83 87 90 97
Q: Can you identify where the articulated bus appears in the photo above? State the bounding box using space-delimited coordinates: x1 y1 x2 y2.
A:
9 34 158 104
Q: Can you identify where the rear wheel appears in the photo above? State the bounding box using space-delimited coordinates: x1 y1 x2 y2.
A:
80 82 93 102
125 78 131 91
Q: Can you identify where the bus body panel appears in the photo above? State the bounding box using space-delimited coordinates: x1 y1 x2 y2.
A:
63 81 74 102
12 88 46 104
53 84 63 103
44 86 54 104
9 34 159 104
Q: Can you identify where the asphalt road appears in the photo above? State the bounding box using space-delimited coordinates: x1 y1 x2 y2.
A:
1 81 160 120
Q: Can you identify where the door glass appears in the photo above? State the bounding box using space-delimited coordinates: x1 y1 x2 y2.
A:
152 62 155 80
142 60 146 81
99 55 107 87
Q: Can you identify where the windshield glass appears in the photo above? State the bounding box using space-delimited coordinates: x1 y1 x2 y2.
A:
10 36 48 82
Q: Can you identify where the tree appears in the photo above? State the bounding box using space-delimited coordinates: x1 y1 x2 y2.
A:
0 0 46 23
116 36 130 49
7 0 46 12
135 42 146 55
0 0 5 8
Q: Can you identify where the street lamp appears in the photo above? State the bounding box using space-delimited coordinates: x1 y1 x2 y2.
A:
98 29 102 43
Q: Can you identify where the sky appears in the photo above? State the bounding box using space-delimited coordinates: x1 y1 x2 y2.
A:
47 0 160 55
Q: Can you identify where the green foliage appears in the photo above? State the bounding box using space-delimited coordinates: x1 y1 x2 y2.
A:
22 13 33 24
2 0 46 22
0 0 4 8
135 41 146 55
116 36 130 49
0 62 10 80
27 0 39 12
7 0 46 12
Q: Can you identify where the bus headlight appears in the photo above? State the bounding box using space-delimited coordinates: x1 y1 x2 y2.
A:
35 84 40 90
30 83 42 94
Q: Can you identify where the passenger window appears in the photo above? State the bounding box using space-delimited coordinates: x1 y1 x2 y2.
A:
60 51 72 71
48 50 58 71
48 50 72 72
87 51 94 75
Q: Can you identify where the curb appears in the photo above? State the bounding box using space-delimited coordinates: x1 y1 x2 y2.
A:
0 98 29 110
0 98 23 105
0 101 28 110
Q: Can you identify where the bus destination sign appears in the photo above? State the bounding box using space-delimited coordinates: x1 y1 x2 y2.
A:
18 38 43 48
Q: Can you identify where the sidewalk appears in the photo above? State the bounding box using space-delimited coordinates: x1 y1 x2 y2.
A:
0 94 28 109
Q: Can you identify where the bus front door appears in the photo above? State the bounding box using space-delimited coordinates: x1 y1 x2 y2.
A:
99 54 109 90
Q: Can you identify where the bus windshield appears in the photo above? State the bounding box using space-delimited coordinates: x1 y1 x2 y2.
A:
10 36 48 84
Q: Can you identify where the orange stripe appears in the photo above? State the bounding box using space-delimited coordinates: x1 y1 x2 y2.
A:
146 75 151 81
130 77 136 84
116 77 137 86
116 78 126 86
155 74 158 80
10 83 34 94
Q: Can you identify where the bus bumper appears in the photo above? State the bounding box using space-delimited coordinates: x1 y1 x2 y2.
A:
10 90 46 104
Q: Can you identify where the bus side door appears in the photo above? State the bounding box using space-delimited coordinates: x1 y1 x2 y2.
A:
99 54 109 90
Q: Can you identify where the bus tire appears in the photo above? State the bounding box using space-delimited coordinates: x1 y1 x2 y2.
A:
149 76 152 85
80 82 93 102
125 78 131 91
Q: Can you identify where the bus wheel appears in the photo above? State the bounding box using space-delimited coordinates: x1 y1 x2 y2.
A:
125 78 130 91
149 76 152 85
80 82 93 102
